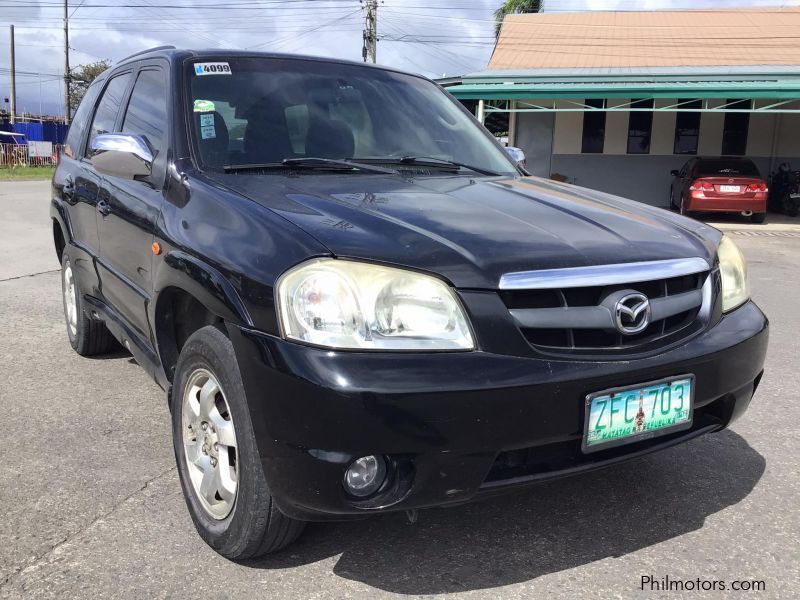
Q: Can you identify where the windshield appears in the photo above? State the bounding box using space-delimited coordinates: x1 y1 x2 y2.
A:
695 159 760 177
186 57 516 176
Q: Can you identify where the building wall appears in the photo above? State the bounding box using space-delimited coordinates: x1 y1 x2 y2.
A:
514 98 800 207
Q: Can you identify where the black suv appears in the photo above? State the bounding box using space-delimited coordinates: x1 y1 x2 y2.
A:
52 48 768 558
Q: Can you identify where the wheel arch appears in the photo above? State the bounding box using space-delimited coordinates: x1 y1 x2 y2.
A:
52 218 67 263
154 250 254 384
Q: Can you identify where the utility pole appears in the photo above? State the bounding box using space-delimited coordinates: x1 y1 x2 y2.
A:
361 0 378 64
64 0 70 123
9 25 16 124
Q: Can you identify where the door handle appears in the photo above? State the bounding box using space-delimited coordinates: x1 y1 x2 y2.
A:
97 199 111 217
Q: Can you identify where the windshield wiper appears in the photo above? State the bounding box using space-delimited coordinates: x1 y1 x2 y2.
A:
224 157 397 175
351 155 501 176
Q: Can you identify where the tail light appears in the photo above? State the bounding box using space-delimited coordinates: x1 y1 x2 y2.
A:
746 182 768 192
689 180 715 192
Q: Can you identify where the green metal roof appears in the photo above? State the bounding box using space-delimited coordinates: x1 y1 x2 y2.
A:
447 79 800 100
444 68 800 102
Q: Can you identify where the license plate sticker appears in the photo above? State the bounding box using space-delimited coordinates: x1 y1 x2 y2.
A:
582 376 693 453
720 185 740 192
194 62 231 76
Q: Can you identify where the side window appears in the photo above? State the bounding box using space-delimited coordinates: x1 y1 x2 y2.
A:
122 69 168 154
64 82 102 159
87 73 132 151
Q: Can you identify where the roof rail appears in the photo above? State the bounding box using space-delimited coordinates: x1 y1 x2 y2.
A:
118 45 177 63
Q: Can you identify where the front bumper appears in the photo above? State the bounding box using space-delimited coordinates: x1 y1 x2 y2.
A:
227 301 768 521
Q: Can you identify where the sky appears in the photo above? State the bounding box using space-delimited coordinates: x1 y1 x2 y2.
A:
1 0 800 116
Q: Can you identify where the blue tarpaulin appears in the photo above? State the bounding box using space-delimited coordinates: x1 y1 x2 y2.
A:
0 121 68 144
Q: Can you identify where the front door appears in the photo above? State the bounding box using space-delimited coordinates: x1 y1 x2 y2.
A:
96 66 169 345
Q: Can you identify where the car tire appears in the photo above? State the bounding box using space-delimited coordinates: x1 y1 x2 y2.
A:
171 324 305 559
679 196 694 219
61 252 116 356
751 212 767 224
669 186 677 210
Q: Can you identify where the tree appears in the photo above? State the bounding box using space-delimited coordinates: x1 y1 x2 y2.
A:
68 60 111 113
494 0 542 39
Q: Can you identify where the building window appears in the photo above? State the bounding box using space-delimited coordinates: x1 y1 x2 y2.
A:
673 99 702 155
627 98 654 154
581 99 605 153
721 99 751 156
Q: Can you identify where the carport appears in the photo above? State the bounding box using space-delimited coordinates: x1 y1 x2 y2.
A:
442 8 800 207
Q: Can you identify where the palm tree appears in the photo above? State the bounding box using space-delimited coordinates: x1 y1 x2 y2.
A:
494 0 542 39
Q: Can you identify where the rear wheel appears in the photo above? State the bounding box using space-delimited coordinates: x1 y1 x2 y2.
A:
172 325 305 558
679 195 695 219
751 212 767 224
61 252 116 356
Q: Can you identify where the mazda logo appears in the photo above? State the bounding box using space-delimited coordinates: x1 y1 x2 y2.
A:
615 292 651 334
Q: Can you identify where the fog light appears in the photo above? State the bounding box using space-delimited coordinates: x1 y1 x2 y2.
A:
343 455 386 497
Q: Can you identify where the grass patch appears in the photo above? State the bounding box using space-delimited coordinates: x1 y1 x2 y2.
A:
0 166 56 181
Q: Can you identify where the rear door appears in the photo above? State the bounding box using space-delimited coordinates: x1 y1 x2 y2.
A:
96 64 169 345
57 81 104 258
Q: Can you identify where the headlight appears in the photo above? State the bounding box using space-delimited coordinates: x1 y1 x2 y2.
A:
717 235 750 312
276 259 474 350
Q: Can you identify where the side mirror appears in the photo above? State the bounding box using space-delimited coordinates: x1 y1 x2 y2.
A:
670 169 680 177
90 133 154 180
505 146 526 166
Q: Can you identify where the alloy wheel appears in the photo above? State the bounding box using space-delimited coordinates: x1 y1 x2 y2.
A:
63 262 78 337
181 368 239 520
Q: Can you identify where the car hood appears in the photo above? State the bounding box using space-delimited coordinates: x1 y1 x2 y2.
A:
209 173 718 289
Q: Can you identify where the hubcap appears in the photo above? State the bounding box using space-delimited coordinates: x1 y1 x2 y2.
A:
181 368 238 520
63 262 78 337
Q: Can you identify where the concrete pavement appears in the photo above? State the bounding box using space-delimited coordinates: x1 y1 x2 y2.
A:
1 181 798 599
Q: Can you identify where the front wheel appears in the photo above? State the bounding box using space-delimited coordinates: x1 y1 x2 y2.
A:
172 325 305 558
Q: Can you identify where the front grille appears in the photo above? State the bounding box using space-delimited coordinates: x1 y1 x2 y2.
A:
499 259 712 356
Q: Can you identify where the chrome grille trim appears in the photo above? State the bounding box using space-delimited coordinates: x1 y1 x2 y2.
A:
499 257 711 290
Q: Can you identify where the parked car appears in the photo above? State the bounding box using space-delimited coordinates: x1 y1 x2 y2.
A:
52 48 768 559
669 157 768 223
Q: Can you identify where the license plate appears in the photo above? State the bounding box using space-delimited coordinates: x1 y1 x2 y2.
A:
582 375 693 453
720 185 740 193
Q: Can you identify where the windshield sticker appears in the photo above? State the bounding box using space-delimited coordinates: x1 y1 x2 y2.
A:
200 124 217 140
199 114 215 127
193 99 215 112
194 62 231 76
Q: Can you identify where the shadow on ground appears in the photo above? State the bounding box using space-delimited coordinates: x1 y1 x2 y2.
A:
247 430 763 594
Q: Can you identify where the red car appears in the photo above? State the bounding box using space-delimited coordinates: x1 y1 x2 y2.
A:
670 157 768 223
